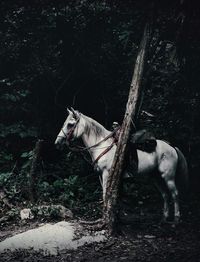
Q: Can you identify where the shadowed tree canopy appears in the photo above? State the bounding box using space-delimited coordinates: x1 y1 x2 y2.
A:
0 0 200 212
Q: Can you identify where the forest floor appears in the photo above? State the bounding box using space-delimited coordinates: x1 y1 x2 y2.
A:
0 190 200 262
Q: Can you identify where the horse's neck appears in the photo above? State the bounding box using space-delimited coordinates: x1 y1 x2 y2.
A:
81 116 111 158
82 131 109 146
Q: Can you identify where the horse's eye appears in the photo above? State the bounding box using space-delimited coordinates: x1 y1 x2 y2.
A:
68 123 75 128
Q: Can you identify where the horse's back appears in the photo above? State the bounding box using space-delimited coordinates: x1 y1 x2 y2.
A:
137 140 178 175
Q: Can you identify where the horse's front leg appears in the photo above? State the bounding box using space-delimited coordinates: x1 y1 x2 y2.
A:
102 169 109 201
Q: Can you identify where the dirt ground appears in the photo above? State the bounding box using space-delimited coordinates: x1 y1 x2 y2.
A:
0 191 200 262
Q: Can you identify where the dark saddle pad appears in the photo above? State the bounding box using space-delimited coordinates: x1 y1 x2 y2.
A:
130 129 157 153
124 130 157 174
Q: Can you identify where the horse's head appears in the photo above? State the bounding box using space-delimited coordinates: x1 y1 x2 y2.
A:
55 108 84 148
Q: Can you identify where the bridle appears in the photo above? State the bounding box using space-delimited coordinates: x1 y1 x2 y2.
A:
58 116 120 166
66 117 80 141
58 116 80 142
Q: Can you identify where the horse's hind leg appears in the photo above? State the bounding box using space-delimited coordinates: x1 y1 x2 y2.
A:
164 178 180 223
158 153 180 223
153 176 170 222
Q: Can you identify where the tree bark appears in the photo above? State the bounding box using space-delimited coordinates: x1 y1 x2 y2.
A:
103 24 151 234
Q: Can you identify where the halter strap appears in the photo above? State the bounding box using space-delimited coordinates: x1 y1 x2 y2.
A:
92 138 116 166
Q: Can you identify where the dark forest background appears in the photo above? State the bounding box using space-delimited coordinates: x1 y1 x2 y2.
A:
0 0 200 219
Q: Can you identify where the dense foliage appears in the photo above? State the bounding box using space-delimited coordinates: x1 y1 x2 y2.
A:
0 0 200 217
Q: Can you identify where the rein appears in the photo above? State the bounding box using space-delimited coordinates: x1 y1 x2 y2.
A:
92 138 117 166
71 128 119 151
69 127 120 166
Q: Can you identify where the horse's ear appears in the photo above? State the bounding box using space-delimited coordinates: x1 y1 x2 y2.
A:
71 107 79 119
67 108 72 115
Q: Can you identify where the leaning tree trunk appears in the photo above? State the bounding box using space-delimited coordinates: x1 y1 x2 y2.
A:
103 24 151 234
29 139 43 203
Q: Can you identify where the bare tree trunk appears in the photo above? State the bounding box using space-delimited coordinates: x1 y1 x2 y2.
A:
29 139 43 203
103 24 151 234
0 189 13 209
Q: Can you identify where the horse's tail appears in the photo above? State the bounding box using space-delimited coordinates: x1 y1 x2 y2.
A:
175 147 189 195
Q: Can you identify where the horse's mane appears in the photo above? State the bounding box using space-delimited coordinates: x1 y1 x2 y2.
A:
82 114 109 137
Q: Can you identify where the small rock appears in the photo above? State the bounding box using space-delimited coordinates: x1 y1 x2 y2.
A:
144 234 156 239
20 208 34 220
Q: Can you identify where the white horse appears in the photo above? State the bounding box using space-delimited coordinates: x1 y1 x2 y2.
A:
55 108 188 223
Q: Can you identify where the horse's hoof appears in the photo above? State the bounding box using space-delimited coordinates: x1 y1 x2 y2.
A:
173 216 181 225
159 217 169 225
175 215 180 222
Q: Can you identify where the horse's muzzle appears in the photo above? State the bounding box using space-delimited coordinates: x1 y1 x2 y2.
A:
55 137 67 150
